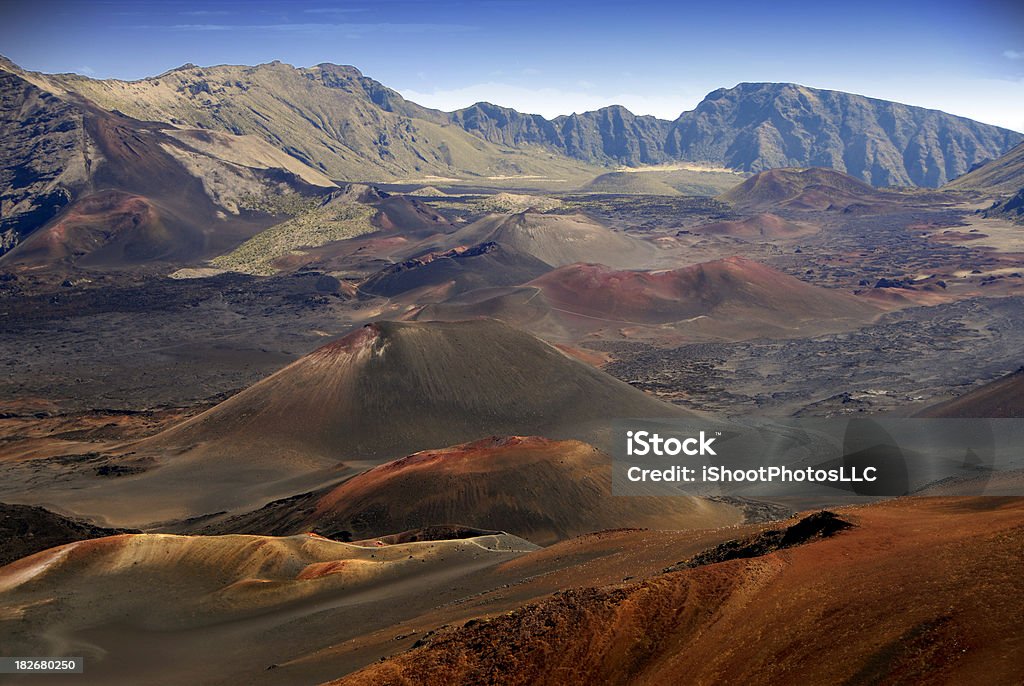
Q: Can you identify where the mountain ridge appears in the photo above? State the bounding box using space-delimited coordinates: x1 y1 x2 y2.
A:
944 141 1024 195
454 82 1022 186
0 57 598 184
0 64 334 261
2 55 1021 202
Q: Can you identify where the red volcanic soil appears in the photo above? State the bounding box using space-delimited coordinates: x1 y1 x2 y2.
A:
433 211 654 268
691 212 817 239
720 167 890 211
554 344 610 367
917 367 1024 418
336 497 1024 685
527 257 880 327
359 241 552 300
7 190 190 265
3 105 282 267
372 195 452 236
91 319 693 523
277 234 412 273
143 319 689 464
209 436 737 545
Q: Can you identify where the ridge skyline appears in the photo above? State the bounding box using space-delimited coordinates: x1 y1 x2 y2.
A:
2 0 1022 131
4 54 1018 189
6 53 1024 134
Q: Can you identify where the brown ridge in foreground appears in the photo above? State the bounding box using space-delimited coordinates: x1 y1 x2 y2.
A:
917 367 1024 418
335 497 1024 686
0 529 540 656
201 436 739 546
0 502 139 567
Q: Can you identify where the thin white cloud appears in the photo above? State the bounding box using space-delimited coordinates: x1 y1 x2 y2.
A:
77 65 96 75
1003 49 1024 60
145 22 475 34
304 7 369 13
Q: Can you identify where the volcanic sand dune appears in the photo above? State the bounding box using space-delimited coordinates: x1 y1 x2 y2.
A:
0 520 773 685
690 212 818 239
371 194 453 236
524 257 882 335
580 171 683 196
408 286 573 340
0 502 138 567
409 257 881 342
203 436 740 546
0 531 537 663
720 167 893 211
428 211 655 268
359 241 552 300
337 497 1024 686
917 367 1024 418
18 319 690 526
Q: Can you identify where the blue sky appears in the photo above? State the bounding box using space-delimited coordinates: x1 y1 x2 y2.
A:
1 0 1023 130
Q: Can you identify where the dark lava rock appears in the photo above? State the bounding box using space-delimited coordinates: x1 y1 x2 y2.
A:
664 511 853 572
0 502 140 567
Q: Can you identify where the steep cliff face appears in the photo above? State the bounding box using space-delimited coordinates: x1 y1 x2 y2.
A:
554 106 672 166
17 60 597 183
945 141 1024 195
3 52 1021 232
449 103 671 166
449 102 564 149
0 69 90 252
0 62 339 263
664 83 1022 187
449 83 1021 187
